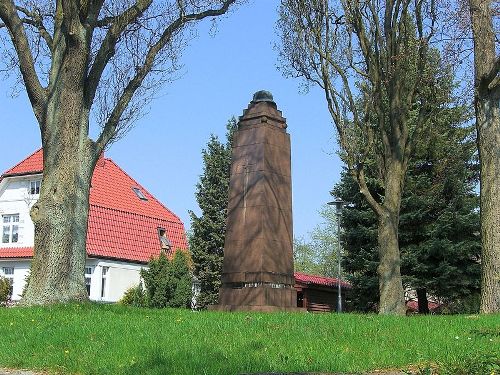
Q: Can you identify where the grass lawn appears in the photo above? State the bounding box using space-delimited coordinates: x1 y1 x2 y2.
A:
0 304 498 375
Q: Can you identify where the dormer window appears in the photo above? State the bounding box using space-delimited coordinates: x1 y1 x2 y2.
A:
158 228 172 254
29 180 41 195
132 187 147 201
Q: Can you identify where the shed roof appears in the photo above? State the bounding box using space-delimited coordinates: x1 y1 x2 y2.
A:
294 271 351 289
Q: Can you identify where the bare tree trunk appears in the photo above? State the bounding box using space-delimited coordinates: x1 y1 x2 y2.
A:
416 288 429 314
358 159 407 315
469 0 500 314
376 162 406 315
476 93 500 313
22 17 98 304
24 147 97 304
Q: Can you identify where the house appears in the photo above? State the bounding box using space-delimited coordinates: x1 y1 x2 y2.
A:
294 271 351 312
0 149 188 302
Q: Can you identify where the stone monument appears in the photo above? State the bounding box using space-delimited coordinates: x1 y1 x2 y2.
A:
214 90 298 311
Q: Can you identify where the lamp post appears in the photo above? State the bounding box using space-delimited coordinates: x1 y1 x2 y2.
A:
328 197 344 313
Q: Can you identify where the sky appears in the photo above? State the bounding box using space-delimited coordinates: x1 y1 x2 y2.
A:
0 1 343 241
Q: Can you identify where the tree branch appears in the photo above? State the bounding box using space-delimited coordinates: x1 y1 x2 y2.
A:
84 0 153 109
486 55 500 90
0 0 47 124
95 0 237 151
15 5 53 49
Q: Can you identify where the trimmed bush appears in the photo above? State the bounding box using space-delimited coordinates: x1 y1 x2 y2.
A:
0 276 12 304
119 284 146 307
141 251 192 308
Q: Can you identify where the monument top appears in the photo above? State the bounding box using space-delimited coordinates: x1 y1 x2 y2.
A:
252 90 274 103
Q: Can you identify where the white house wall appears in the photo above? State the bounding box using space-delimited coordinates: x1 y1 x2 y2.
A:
0 175 40 247
1 175 146 303
0 259 31 300
1 258 145 302
88 259 144 302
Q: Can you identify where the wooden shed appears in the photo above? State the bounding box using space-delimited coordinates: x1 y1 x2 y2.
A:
294 272 351 313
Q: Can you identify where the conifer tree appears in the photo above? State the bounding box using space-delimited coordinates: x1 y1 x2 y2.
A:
333 111 481 313
189 118 236 308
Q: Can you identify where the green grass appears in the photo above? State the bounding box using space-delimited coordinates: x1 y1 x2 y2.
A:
0 304 498 374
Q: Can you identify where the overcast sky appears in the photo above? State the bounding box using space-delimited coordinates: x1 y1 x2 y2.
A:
0 1 343 241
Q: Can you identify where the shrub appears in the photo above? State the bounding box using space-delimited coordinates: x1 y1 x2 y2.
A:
0 276 12 304
141 251 192 308
119 284 146 307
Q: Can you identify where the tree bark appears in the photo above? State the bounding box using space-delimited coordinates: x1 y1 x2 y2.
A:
22 12 99 305
416 288 429 314
376 161 406 315
469 0 500 313
359 158 407 315
24 147 97 304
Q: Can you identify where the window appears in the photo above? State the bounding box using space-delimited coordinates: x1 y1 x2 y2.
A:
2 214 19 243
101 266 109 299
2 267 14 276
132 187 148 201
157 228 172 252
85 267 94 296
29 180 41 195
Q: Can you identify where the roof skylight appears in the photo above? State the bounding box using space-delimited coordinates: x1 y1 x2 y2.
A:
132 187 148 201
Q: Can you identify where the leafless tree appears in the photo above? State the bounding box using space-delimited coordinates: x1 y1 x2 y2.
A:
0 0 240 305
277 0 448 314
469 0 500 313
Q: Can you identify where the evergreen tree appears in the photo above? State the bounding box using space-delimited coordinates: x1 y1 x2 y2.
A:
141 251 192 309
189 118 236 308
333 112 481 313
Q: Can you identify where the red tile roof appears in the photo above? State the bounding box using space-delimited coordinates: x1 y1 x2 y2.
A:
2 148 43 176
294 271 351 289
1 149 188 263
0 247 33 258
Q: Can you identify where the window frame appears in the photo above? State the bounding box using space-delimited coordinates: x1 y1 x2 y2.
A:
132 187 148 201
101 266 109 299
29 180 41 195
2 214 20 244
84 266 94 296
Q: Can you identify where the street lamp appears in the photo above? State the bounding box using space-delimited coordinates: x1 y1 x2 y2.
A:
328 197 345 313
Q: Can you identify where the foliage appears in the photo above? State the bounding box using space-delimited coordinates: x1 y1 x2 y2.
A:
0 276 12 304
293 206 339 278
332 109 481 312
141 251 192 309
189 118 236 308
119 284 146 307
0 304 498 374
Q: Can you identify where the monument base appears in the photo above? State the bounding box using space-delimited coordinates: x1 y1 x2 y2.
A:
208 284 304 312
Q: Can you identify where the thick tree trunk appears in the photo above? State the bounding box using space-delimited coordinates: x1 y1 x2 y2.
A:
376 162 406 315
23 147 97 304
476 94 500 313
22 19 98 305
416 288 429 314
469 0 500 313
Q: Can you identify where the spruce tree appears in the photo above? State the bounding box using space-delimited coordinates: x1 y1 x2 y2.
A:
189 118 236 308
333 113 481 313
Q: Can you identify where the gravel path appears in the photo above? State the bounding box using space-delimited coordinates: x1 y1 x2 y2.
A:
0 369 47 375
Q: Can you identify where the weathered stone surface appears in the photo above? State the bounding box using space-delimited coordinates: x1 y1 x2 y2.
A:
212 91 299 312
